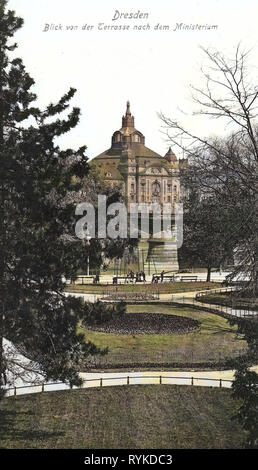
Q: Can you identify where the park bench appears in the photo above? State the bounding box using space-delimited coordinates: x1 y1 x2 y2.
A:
67 276 95 284
180 276 198 282
134 277 146 283
76 275 95 284
152 275 181 283
113 276 132 284
162 275 176 282
113 276 146 284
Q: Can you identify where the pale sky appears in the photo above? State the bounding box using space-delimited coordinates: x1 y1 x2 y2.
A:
8 0 258 159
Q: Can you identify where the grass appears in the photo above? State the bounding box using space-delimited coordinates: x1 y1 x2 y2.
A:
66 281 221 295
198 293 258 311
0 385 246 449
80 304 247 368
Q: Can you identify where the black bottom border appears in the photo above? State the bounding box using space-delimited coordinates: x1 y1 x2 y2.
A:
0 449 256 467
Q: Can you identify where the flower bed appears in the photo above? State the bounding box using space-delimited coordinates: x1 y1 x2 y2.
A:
83 313 200 335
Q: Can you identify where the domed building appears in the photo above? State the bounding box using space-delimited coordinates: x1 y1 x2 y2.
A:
92 102 187 274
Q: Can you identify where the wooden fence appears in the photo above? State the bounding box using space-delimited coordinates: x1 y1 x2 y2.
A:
3 375 233 397
194 287 258 318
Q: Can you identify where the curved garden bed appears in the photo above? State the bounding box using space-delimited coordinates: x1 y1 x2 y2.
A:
83 312 200 335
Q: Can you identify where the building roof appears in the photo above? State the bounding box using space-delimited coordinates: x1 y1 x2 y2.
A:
94 144 163 161
165 146 177 162
92 102 179 178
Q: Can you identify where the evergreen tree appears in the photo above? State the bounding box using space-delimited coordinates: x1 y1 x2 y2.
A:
231 318 258 448
0 1 109 391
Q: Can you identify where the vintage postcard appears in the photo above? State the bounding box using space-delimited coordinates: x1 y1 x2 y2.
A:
0 0 257 461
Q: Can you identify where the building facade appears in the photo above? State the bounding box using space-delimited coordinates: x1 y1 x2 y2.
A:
92 102 186 273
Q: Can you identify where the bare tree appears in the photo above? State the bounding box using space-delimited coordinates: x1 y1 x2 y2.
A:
160 45 258 296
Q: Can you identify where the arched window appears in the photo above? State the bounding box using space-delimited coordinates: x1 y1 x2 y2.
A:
133 134 141 143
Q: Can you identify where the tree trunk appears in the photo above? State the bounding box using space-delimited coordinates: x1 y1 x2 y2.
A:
252 242 258 298
253 164 258 298
206 266 211 282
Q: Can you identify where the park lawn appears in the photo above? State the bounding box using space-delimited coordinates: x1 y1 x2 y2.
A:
198 293 258 311
66 281 221 295
79 305 247 367
0 385 246 449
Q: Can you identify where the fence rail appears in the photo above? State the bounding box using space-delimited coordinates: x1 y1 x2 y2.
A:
3 375 233 397
172 296 258 318
193 287 258 318
195 286 237 298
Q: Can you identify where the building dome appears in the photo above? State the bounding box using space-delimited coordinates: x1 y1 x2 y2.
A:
111 101 145 146
92 102 183 188
164 147 177 162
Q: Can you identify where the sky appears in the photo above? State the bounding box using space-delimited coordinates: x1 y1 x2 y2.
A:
7 0 258 160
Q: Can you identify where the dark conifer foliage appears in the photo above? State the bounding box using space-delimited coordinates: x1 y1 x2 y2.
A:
231 318 258 448
0 1 105 389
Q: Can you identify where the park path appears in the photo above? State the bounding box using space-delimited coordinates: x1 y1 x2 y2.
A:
4 365 258 397
66 286 258 318
64 287 218 303
4 286 257 397
79 366 258 388
170 288 258 317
